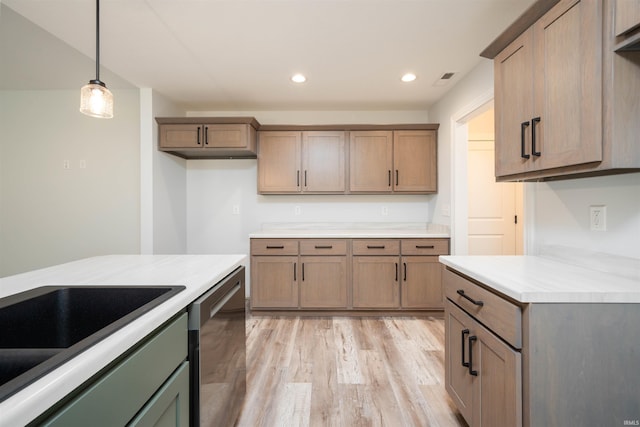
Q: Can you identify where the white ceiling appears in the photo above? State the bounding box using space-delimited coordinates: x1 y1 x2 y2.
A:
1 0 534 111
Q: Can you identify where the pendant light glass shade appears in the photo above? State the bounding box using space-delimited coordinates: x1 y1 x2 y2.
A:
80 0 113 118
80 79 113 118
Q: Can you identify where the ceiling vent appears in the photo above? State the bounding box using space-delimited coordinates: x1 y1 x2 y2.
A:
433 72 456 86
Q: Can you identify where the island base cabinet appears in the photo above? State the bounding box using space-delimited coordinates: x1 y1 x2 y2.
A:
39 313 189 427
445 300 522 427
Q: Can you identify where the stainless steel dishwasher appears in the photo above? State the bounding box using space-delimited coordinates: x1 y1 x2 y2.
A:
188 266 246 427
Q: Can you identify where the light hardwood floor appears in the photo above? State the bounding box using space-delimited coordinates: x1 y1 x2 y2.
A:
237 313 467 427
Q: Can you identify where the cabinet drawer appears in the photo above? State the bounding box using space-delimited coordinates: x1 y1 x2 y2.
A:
300 239 347 255
250 239 298 255
352 239 400 255
443 268 522 348
401 239 449 255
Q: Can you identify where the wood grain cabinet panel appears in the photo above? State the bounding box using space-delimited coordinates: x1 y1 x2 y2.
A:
299 256 348 309
349 131 394 192
257 131 302 193
401 257 443 309
393 130 437 193
250 256 298 308
302 131 346 193
352 256 400 309
615 0 640 36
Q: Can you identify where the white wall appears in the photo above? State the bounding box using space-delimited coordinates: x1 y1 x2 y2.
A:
530 173 640 259
0 89 141 277
185 110 433 258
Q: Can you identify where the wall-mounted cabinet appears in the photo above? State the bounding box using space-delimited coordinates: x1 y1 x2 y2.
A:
156 117 258 159
257 131 346 194
483 0 640 181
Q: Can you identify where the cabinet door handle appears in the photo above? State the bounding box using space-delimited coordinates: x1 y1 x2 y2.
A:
395 263 398 281
294 263 297 281
302 263 305 281
403 262 407 281
461 329 470 368
296 170 300 187
304 170 307 187
520 121 530 159
388 170 392 187
416 245 435 249
204 126 209 145
367 245 385 249
457 289 484 306
468 335 478 376
314 245 333 249
531 117 541 157
395 170 399 186
266 245 285 249
197 126 202 145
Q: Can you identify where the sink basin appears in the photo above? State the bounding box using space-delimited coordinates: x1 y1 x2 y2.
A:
0 285 184 401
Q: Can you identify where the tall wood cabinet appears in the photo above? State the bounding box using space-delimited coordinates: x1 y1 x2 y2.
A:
258 131 346 194
485 0 640 181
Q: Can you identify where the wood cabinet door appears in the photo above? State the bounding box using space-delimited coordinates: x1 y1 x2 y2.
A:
204 124 248 148
302 131 346 192
494 29 535 177
299 256 348 308
615 0 640 36
393 131 437 193
250 256 298 308
349 131 393 192
159 124 203 149
401 256 443 309
532 0 602 172
258 132 301 193
445 301 474 425
473 315 522 427
352 256 399 308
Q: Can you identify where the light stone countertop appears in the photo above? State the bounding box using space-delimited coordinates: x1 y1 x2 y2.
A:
0 254 247 427
249 222 450 238
439 250 640 303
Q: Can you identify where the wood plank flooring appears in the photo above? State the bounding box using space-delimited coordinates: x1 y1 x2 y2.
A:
237 314 467 427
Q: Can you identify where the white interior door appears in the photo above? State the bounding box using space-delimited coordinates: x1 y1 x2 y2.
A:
467 110 523 255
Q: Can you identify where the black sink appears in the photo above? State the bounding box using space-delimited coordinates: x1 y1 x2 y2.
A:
0 285 184 401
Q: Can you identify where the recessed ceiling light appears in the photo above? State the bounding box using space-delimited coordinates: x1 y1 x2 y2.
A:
401 73 417 83
291 74 307 83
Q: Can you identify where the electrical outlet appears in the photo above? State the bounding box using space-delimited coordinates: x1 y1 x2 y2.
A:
79 159 87 169
381 206 389 216
294 206 302 216
442 204 451 217
232 205 240 215
590 205 607 231
63 160 71 170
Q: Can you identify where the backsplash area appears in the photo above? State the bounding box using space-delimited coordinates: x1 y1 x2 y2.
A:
531 172 640 259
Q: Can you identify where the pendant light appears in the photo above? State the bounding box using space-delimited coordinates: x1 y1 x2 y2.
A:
80 0 113 118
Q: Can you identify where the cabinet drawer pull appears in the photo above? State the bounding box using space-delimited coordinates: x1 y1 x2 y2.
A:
520 121 530 159
266 245 285 249
457 289 484 306
367 245 385 249
461 329 470 368
531 117 541 157
468 336 478 376
314 245 333 249
197 126 202 145
204 126 209 145
416 245 435 249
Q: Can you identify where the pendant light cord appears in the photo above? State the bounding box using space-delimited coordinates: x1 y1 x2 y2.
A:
95 0 101 82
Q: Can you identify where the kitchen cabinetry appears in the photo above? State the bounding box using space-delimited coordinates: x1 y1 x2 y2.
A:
485 0 640 181
615 0 640 37
250 240 299 308
156 117 258 159
352 240 401 308
299 240 348 308
258 131 346 194
39 313 189 426
349 130 437 193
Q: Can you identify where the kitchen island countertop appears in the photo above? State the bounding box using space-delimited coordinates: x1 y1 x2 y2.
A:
439 251 640 303
0 254 246 427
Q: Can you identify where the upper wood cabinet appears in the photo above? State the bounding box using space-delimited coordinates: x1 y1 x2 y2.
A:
485 0 640 181
350 130 438 194
258 131 346 194
156 117 258 159
615 0 640 37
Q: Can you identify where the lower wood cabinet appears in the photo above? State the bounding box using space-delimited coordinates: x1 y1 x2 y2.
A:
250 237 449 311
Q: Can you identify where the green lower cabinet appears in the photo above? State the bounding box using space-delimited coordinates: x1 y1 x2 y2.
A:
128 361 189 427
38 313 188 427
